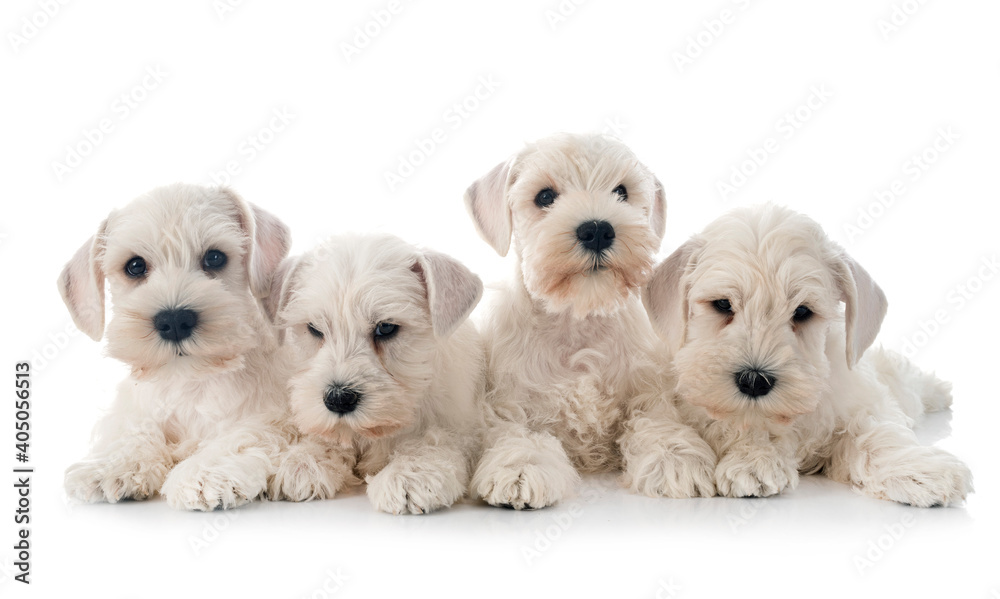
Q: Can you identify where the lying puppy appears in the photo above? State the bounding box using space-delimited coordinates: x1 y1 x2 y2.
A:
265 234 485 514
465 133 717 509
61 183 294 510
644 204 973 506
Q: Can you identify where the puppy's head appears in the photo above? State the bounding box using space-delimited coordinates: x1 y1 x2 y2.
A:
644 204 887 427
266 235 482 445
465 133 666 318
58 184 291 379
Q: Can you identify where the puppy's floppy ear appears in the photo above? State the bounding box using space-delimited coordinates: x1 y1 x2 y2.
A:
58 220 108 341
650 177 667 241
643 239 700 355
464 159 513 256
219 187 292 299
830 251 888 368
412 250 483 338
262 256 304 325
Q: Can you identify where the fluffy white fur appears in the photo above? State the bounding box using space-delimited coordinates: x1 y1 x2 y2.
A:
60 183 295 511
465 133 717 509
265 234 485 515
644 204 973 507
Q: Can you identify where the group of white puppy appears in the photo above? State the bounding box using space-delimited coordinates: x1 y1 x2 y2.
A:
60 133 973 513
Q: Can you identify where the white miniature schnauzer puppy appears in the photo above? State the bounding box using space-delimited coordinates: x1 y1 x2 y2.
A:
644 204 973 506
60 183 294 510
264 234 485 514
464 133 718 509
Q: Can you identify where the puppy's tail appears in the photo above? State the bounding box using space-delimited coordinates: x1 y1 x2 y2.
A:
868 347 953 420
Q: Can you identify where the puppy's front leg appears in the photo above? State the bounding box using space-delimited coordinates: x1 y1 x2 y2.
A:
826 412 973 507
65 417 173 504
365 427 472 515
620 391 717 498
65 383 174 503
712 425 799 498
161 419 289 511
471 421 579 510
270 436 358 501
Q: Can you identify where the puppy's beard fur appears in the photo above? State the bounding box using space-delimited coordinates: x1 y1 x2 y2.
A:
673 336 829 428
105 274 259 380
289 373 416 447
520 206 658 319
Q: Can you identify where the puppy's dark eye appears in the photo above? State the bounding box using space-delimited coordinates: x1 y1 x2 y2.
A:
203 249 227 270
534 188 558 208
793 305 813 323
124 256 147 278
613 184 628 201
712 299 733 314
373 322 399 340
307 323 324 339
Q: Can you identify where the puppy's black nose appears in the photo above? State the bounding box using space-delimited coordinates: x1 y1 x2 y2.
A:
153 309 198 342
324 386 362 414
576 220 615 253
735 369 775 398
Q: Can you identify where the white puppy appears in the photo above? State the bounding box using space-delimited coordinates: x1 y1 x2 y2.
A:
60 183 294 510
465 133 718 509
644 204 973 506
265 234 485 515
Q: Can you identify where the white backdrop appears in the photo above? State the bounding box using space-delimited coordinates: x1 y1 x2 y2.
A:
2 1 999 597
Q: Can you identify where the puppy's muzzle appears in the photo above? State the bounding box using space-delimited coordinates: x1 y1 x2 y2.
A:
153 308 198 342
576 220 615 253
324 385 362 414
735 368 776 398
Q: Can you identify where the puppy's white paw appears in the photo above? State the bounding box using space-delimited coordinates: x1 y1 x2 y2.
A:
161 458 266 511
64 456 170 503
870 448 973 507
624 439 717 498
366 457 466 515
716 450 798 498
472 436 579 510
271 445 356 502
